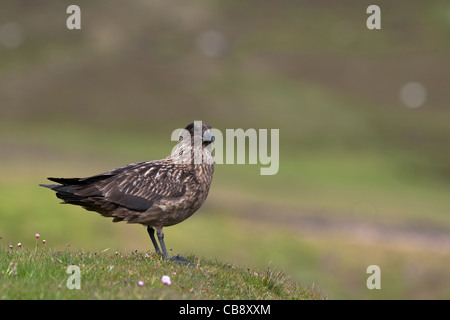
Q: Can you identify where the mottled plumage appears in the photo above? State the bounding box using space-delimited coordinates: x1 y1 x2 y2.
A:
40 122 215 263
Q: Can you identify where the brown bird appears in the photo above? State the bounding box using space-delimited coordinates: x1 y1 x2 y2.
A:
40 122 215 264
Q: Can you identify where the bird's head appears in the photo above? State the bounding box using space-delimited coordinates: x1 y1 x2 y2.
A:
180 121 215 148
172 121 215 165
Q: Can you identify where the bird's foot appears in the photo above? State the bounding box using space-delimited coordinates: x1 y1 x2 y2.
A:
169 254 196 267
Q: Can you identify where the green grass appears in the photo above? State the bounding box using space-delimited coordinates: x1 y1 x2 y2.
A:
0 245 320 300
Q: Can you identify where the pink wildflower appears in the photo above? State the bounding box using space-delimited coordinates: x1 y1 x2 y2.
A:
161 275 171 286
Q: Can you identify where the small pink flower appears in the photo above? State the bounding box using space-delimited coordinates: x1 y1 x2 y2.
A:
161 275 171 286
42 240 46 244
17 243 22 248
35 233 40 239
9 245 13 249
138 280 144 287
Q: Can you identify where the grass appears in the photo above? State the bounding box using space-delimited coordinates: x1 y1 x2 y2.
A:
0 243 321 300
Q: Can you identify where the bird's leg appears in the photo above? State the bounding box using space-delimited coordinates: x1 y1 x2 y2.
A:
156 227 170 260
147 226 162 256
155 227 196 267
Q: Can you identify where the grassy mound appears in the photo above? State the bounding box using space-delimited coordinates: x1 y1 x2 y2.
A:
0 246 321 300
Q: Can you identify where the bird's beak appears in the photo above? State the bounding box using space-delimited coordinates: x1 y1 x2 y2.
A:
203 131 215 143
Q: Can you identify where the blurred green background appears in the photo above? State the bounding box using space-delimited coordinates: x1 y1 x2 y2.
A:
1 0 450 299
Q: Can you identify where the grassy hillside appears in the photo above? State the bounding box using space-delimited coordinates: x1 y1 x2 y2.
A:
0 243 320 300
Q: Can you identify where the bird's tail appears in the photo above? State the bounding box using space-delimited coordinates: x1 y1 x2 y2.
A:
39 175 111 209
39 184 57 190
39 179 86 206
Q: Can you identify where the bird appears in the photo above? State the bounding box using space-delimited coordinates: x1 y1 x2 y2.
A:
40 122 215 265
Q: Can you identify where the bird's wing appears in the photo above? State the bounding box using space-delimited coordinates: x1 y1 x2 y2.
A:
76 161 190 212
